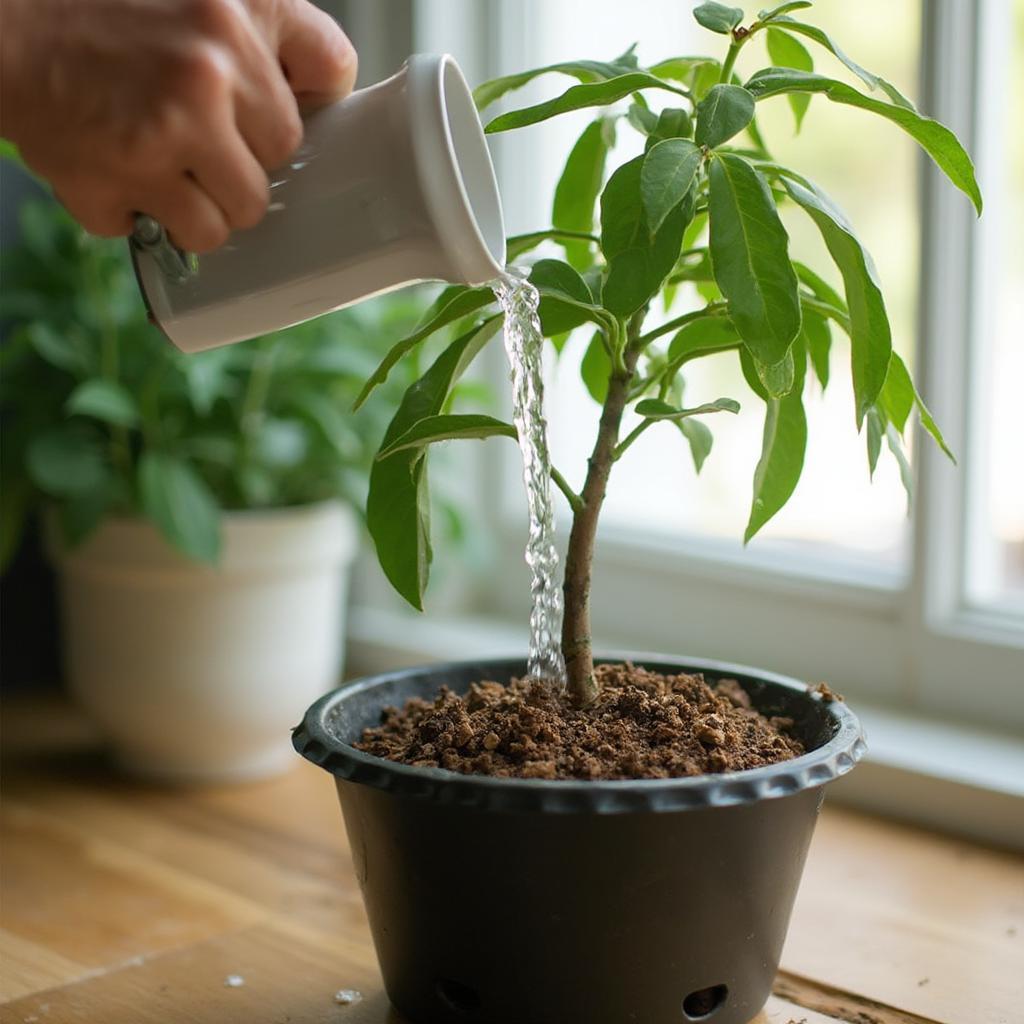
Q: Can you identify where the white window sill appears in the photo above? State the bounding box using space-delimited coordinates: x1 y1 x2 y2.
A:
346 604 1024 851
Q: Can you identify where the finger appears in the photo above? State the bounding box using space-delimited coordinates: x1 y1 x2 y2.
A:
233 44 304 169
141 175 231 254
58 187 135 238
188 127 270 231
277 3 358 110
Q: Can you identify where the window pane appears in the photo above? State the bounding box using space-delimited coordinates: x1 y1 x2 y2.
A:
499 1 921 577
966 0 1024 611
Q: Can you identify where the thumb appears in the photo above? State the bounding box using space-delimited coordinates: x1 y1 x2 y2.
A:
278 2 358 111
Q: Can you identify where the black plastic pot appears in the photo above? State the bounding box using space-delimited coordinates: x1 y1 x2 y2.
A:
293 656 865 1024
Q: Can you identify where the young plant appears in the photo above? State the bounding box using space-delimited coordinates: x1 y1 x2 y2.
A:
357 1 980 706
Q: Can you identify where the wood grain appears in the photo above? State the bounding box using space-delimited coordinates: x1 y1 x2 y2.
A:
2 694 1022 1024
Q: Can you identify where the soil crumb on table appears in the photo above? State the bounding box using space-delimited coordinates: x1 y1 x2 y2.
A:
357 663 805 780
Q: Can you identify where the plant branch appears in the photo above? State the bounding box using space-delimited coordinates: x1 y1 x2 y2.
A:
550 465 584 515
613 418 653 461
636 301 727 347
719 39 743 83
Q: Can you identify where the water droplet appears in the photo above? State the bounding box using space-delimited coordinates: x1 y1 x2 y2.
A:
334 989 363 1005
224 975 245 988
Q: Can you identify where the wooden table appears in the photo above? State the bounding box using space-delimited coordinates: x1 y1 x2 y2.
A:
1 695 1020 1024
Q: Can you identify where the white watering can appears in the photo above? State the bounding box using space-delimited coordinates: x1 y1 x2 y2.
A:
131 54 506 353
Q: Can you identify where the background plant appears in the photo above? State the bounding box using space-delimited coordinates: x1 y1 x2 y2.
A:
0 196 431 567
356 0 980 705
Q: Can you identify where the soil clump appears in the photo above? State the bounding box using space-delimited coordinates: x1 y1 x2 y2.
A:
357 662 806 781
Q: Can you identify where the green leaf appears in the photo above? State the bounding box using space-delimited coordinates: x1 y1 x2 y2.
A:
26 427 107 497
29 323 90 375
756 1 813 20
886 424 915 502
745 69 982 213
914 390 954 463
601 157 693 316
693 2 745 34
693 61 723 100
354 287 494 409
290 391 361 460
505 230 599 263
782 177 891 422
802 308 832 389
866 407 884 476
531 258 594 304
484 73 686 134
678 418 714 472
878 352 915 434
138 452 221 563
529 259 605 336
635 396 740 419
59 477 122 547
708 153 801 365
765 28 813 130
184 347 235 416
367 318 502 609
641 139 702 235
66 379 140 428
769 17 915 108
666 314 741 369
752 348 796 398
880 353 954 462
377 414 517 459
647 56 720 85
646 108 694 148
0 138 22 162
745 342 807 541
627 104 659 135
695 85 756 148
473 57 642 110
581 332 612 404
793 260 846 310
553 119 611 269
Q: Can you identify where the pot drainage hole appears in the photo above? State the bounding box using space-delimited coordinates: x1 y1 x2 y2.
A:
435 978 481 1016
682 984 728 1019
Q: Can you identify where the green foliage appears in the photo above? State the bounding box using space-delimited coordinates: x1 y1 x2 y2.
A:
366 319 502 609
1 198 427 567
355 1 979 610
693 2 745 34
695 85 756 148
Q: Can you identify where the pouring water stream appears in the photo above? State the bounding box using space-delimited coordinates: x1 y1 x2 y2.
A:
492 270 567 689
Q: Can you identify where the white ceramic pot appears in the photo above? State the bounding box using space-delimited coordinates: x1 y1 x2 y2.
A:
50 500 358 783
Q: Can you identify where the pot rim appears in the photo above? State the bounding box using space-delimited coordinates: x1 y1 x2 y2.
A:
293 654 867 814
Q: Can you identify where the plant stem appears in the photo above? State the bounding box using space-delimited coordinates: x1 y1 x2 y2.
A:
637 301 727 347
719 39 743 83
561 329 642 706
614 419 653 461
550 465 584 515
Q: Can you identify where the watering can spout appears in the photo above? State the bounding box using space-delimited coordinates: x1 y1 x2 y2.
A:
130 54 505 353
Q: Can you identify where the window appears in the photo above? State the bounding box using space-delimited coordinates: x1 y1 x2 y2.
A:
964 0 1024 613
400 0 1023 736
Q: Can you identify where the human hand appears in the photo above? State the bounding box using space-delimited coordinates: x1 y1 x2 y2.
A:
0 0 357 251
